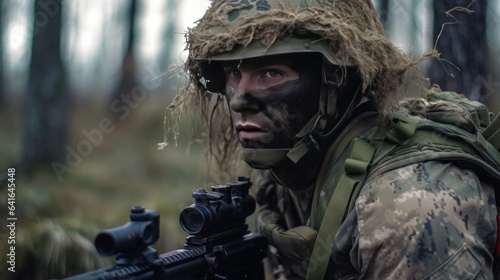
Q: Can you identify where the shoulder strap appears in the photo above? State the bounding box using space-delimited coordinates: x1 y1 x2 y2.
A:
306 138 375 280
483 113 500 151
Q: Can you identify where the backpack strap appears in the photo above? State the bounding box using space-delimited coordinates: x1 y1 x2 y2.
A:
305 115 416 280
306 137 375 280
482 113 500 151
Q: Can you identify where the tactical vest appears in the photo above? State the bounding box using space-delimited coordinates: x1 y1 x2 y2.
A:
261 90 500 280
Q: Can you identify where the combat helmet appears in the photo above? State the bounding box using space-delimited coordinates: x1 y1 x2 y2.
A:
181 0 430 169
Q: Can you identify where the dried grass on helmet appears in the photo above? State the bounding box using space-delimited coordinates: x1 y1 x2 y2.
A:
163 0 437 173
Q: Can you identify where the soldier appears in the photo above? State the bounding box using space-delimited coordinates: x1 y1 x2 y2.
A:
167 0 498 279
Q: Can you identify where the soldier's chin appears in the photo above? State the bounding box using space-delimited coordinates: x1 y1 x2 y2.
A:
240 147 289 169
238 139 265 149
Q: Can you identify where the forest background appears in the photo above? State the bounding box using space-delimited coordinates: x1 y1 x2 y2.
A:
1 0 500 279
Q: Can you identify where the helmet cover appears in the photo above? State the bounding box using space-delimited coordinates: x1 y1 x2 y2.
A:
165 0 435 172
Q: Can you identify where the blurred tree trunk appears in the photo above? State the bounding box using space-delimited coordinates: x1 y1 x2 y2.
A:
377 0 390 32
159 0 178 72
109 0 138 120
429 0 487 103
150 0 179 93
0 1 4 107
22 0 68 166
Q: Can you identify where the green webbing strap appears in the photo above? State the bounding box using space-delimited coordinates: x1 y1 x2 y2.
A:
483 113 500 151
305 138 375 280
385 116 417 144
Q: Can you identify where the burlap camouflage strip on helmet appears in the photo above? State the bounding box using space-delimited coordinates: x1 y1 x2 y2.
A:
164 0 438 172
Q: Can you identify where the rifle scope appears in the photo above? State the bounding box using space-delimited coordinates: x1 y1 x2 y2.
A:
94 206 160 256
179 177 255 235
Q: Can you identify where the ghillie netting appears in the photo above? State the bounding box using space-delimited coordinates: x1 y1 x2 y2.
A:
161 0 437 174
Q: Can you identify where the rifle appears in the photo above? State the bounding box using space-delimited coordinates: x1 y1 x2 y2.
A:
58 177 268 279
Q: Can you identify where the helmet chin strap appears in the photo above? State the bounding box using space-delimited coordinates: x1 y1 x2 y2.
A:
240 111 325 169
287 84 363 163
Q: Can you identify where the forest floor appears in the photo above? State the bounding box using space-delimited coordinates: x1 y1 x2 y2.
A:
0 95 230 279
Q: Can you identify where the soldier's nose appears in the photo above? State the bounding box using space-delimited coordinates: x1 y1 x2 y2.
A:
229 76 259 113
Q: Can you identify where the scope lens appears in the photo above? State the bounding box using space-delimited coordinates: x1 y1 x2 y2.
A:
179 207 207 235
94 232 116 256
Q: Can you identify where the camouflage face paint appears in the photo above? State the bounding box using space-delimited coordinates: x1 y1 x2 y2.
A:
223 54 322 149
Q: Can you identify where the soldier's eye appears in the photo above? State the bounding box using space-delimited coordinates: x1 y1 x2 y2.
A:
263 70 282 78
227 69 241 79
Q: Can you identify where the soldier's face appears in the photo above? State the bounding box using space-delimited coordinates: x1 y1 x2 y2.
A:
223 54 321 149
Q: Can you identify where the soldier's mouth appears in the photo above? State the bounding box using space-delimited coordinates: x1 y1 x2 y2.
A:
239 130 268 141
236 123 268 141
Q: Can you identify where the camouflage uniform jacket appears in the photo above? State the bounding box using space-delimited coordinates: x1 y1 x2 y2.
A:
330 161 497 279
256 108 498 280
